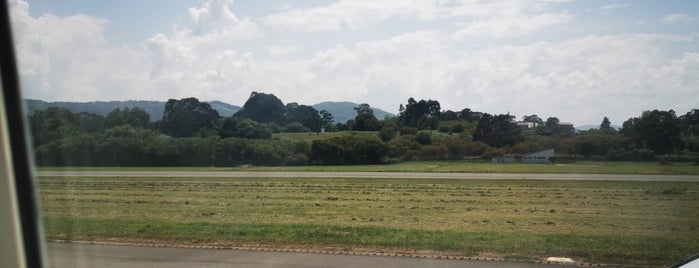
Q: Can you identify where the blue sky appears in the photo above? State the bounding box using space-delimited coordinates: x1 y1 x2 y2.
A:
9 0 699 126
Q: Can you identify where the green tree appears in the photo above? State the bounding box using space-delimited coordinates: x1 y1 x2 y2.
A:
398 98 441 129
600 116 612 130
236 92 286 124
352 112 382 131
285 103 322 131
522 114 544 126
219 117 272 139
354 103 374 115
160 97 221 137
621 110 682 155
473 113 522 147
319 109 334 130
104 107 150 129
678 109 699 137
459 108 483 122
28 107 81 147
74 112 105 132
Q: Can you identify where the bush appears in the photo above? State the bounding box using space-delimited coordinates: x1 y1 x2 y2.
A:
378 126 397 142
606 149 656 161
415 132 431 145
310 136 388 165
482 147 507 159
399 127 418 136
419 144 448 160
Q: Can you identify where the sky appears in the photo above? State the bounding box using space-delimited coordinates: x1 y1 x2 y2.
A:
8 0 699 126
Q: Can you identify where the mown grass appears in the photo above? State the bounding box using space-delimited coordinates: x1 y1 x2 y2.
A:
38 161 699 175
38 176 699 266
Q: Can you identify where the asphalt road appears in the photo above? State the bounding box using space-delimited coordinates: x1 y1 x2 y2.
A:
37 170 699 181
46 243 565 268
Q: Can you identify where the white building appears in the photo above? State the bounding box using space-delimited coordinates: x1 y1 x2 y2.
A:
522 149 554 164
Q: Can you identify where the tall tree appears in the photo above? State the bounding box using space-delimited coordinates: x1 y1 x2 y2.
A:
398 97 441 129
600 116 612 130
678 109 699 137
522 115 544 126
319 110 334 129
103 107 150 129
473 113 522 147
285 103 323 132
352 112 382 131
160 97 220 137
236 92 286 124
621 110 682 154
354 103 374 115
459 108 482 122
74 112 105 132
29 107 81 147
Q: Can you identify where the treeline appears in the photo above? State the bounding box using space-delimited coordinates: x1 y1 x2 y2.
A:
28 92 699 166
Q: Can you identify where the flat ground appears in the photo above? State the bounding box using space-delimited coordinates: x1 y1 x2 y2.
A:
37 161 699 174
38 173 699 266
48 242 556 268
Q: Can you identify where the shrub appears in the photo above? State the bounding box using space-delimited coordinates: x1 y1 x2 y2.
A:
399 127 418 136
310 136 388 165
415 131 431 145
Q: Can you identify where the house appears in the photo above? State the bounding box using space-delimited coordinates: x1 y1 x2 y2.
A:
516 122 536 129
522 149 554 164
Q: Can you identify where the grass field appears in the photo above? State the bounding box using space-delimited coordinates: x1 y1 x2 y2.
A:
38 161 699 175
39 176 699 266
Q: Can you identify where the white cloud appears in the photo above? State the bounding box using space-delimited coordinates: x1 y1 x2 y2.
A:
448 0 573 39
185 0 260 41
262 0 572 38
662 13 695 24
10 0 262 103
599 3 630 11
8 0 699 125
256 33 697 125
452 12 571 39
262 0 446 32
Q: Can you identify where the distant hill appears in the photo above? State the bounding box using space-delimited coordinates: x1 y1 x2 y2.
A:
312 101 395 123
24 99 240 121
206 101 240 117
23 99 396 124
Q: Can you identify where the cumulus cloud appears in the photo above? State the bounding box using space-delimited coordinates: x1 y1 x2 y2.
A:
8 0 699 125
262 0 445 32
661 13 695 24
452 12 571 39
263 0 572 38
449 0 573 39
10 0 260 103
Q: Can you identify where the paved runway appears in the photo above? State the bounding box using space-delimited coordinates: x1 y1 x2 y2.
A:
37 170 699 181
46 243 567 268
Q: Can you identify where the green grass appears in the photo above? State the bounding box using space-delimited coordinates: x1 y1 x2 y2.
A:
38 161 699 175
39 176 699 266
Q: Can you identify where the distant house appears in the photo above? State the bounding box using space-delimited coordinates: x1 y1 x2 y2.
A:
516 122 536 129
522 149 554 164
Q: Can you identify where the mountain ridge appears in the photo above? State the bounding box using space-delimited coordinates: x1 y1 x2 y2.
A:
23 99 396 124
312 101 395 123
